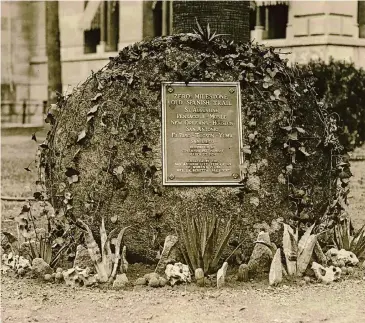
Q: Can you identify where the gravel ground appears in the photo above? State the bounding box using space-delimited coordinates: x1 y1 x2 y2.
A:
1 275 365 323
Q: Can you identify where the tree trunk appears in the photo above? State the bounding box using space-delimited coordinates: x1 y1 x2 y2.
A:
45 1 62 104
172 0 250 43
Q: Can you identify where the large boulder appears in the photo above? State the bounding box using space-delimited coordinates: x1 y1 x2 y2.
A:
42 34 344 262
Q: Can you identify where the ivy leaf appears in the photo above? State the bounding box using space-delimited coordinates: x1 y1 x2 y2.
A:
281 126 292 131
111 214 118 224
278 173 286 184
21 204 31 213
87 104 99 115
298 147 310 156
286 164 293 174
91 93 102 102
97 81 104 91
33 192 43 201
113 166 124 175
39 141 49 149
24 167 31 172
87 115 94 122
296 127 306 134
288 130 298 141
77 130 87 143
58 182 66 193
1 231 18 244
67 175 79 184
242 145 251 154
274 89 281 98
64 192 72 200
31 133 37 142
110 127 119 135
65 167 78 177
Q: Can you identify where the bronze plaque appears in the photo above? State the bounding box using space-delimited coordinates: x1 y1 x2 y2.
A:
162 82 243 185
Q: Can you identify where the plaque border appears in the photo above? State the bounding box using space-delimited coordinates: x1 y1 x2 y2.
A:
162 82 243 186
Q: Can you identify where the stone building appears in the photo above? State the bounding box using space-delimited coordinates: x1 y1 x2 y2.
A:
1 0 365 124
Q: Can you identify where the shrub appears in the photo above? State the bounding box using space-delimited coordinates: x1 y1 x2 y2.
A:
303 58 365 151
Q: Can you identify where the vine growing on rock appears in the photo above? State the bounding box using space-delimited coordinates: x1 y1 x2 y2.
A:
39 33 345 262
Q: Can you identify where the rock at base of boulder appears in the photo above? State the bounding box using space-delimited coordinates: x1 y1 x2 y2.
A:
311 262 341 284
247 236 273 277
326 248 359 267
217 262 228 288
148 276 160 287
158 276 168 287
237 264 249 282
63 267 96 287
73 245 94 272
135 277 147 286
31 258 53 277
113 273 129 290
269 248 282 286
155 235 179 275
165 263 191 286
195 268 205 287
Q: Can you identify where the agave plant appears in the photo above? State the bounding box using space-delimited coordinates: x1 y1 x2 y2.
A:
193 18 229 43
77 218 130 283
282 223 325 276
177 211 233 275
333 218 365 258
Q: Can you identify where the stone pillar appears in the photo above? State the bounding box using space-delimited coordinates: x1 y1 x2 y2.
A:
358 0 365 38
106 1 118 51
285 1 294 39
142 1 155 39
264 6 269 39
118 1 144 50
252 6 264 41
97 2 106 53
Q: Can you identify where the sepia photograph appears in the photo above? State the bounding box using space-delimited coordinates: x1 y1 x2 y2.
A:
1 0 364 322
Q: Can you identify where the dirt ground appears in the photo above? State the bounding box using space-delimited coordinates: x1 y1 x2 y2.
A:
1 128 365 323
1 274 365 323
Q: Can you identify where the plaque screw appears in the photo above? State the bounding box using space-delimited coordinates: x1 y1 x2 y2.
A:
167 87 174 93
169 174 175 180
229 88 235 94
232 173 239 179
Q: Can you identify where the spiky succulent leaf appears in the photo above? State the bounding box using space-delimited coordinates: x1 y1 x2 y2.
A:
298 223 315 256
297 234 317 275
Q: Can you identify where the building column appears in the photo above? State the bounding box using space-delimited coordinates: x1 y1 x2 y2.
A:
118 1 144 50
264 6 269 39
251 6 264 41
106 1 118 51
97 1 106 53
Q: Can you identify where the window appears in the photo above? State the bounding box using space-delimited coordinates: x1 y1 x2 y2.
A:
266 4 288 39
251 1 289 40
82 1 119 54
149 1 172 37
359 0 365 38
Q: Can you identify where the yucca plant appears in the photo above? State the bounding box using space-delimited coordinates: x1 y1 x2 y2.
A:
193 18 229 43
333 218 365 258
29 237 52 264
177 211 233 275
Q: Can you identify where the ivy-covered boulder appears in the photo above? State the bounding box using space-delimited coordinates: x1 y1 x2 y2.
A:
42 34 347 262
